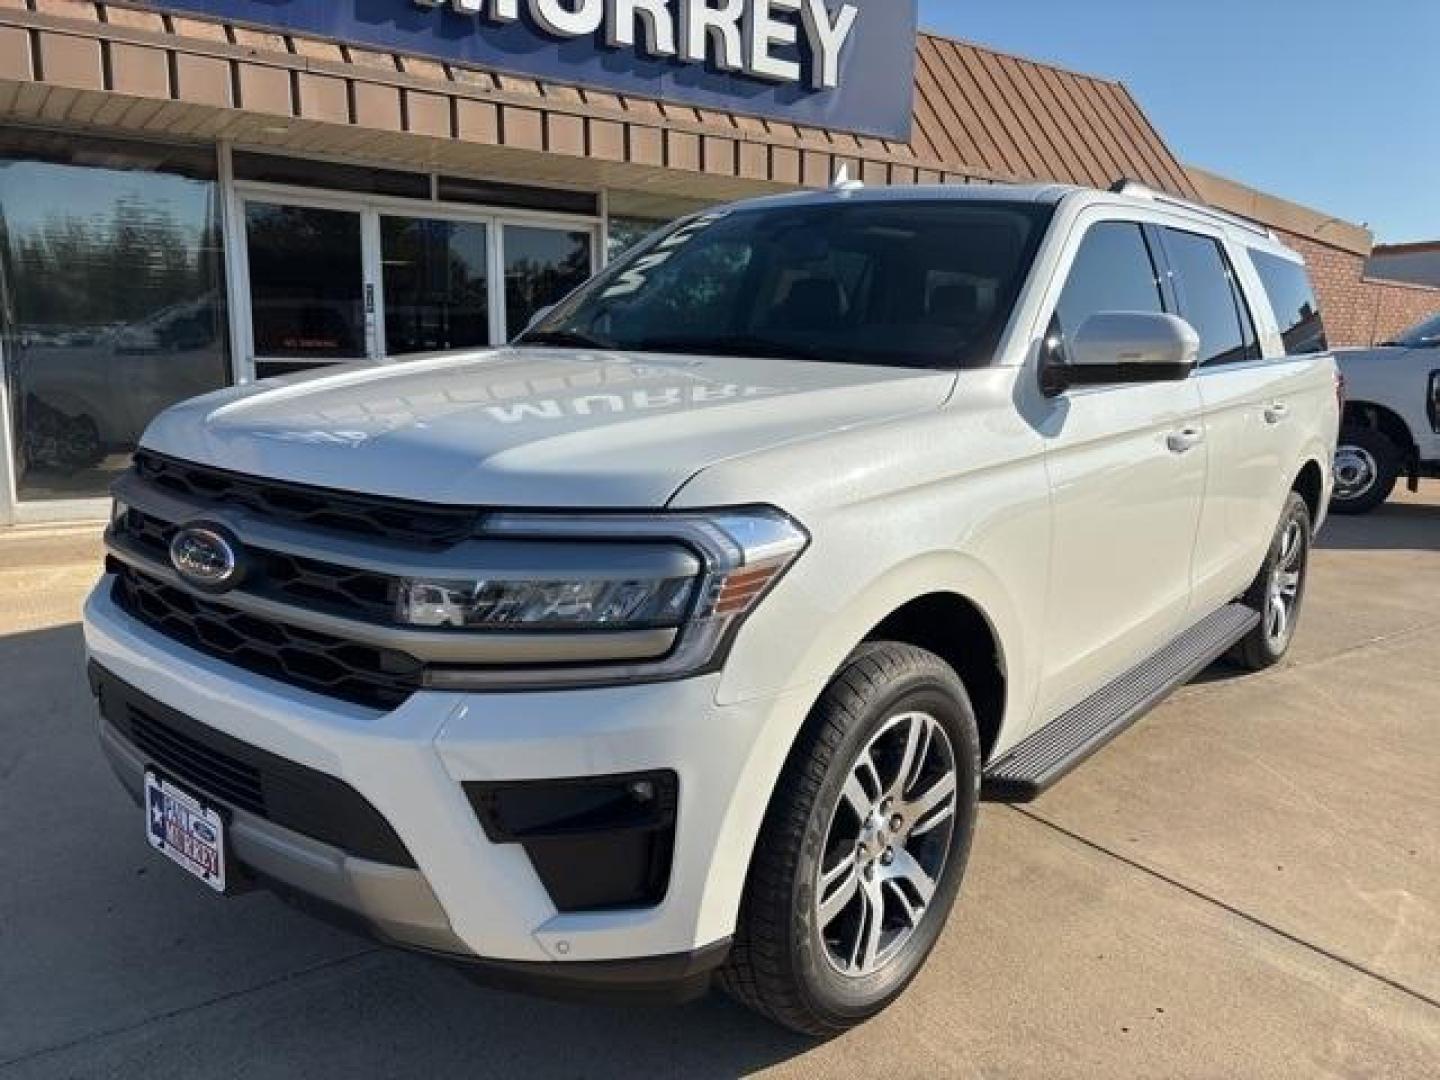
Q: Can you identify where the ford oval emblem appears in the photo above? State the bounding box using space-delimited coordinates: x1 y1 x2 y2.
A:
169 525 240 591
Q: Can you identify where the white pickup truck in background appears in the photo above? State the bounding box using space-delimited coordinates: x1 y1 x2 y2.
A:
1332 313 1440 513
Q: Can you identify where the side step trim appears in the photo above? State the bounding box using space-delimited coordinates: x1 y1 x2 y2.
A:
982 603 1260 802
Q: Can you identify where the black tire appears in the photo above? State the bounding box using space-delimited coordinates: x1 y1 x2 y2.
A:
1229 491 1312 671
1330 425 1400 515
718 642 980 1036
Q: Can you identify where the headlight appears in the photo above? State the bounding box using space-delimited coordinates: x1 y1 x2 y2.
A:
419 506 808 690
398 575 697 630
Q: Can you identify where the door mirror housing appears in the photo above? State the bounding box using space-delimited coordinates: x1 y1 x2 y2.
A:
1042 311 1200 396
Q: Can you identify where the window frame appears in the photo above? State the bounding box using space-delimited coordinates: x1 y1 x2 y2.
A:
0 130 232 523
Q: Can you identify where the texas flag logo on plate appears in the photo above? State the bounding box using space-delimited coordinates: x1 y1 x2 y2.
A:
144 772 227 893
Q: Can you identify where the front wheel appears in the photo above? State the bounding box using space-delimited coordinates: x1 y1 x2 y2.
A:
1331 426 1400 514
719 643 980 1036
1230 491 1312 671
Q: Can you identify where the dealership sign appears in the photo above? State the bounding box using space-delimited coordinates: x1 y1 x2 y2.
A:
145 0 918 139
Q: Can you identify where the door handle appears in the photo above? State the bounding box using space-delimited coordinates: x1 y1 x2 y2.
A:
1166 427 1205 454
1264 402 1290 424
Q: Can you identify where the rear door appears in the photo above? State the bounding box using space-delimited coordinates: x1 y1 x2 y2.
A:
1176 233 1328 612
1033 217 1208 723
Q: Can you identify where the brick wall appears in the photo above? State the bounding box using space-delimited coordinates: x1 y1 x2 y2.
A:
1278 231 1440 348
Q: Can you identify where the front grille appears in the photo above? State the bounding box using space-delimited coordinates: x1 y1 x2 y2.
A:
117 510 397 626
113 565 423 710
135 450 480 550
96 664 415 867
264 550 395 623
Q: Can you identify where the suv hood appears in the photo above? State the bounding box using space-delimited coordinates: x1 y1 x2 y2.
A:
141 348 955 507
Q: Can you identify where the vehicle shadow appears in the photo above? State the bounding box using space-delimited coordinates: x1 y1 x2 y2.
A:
1316 495 1440 553
0 621 818 1077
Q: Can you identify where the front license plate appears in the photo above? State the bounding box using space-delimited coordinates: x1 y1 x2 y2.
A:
145 771 226 893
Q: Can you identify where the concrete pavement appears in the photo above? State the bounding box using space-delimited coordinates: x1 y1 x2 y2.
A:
1 488 1437 1078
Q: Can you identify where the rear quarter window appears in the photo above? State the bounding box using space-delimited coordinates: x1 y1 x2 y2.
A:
1250 250 1328 355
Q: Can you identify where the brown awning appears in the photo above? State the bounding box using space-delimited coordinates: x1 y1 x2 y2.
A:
0 1 1197 201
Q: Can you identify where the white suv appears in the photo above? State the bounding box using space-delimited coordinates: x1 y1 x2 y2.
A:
85 181 1339 1034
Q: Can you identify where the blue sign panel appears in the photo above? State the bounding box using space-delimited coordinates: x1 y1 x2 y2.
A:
143 1 918 140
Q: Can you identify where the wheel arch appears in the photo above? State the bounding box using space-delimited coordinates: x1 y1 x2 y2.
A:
860 592 1008 767
1291 458 1326 524
1343 400 1418 458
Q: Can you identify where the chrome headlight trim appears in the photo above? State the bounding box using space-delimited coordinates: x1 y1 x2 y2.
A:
421 506 809 689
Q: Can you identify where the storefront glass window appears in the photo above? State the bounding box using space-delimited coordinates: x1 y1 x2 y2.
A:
0 132 228 502
503 226 593 339
381 217 490 356
245 203 365 367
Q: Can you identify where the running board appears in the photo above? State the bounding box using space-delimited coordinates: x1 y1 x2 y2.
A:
982 603 1260 802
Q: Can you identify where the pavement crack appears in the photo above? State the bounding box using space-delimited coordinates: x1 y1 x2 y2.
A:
0 948 381 1072
1009 805 1440 1014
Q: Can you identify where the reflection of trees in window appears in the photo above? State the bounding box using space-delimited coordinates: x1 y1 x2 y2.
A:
5 192 218 329
381 218 489 355
0 150 229 501
504 228 592 334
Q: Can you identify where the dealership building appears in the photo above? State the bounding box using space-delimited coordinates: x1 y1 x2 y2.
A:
0 0 1436 526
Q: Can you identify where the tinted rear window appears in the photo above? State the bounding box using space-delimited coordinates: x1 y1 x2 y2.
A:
1251 250 1328 355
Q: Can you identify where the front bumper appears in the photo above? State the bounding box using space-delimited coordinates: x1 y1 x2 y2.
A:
84 575 817 977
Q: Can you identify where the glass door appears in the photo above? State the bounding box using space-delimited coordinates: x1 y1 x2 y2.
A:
243 201 369 378
379 216 492 356
234 186 600 378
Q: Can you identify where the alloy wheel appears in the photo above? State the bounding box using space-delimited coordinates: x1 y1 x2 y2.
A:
1266 516 1306 648
814 711 959 977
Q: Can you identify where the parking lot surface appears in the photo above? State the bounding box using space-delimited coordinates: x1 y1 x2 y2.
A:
1 489 1437 1078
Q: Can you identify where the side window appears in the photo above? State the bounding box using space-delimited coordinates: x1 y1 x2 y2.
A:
1251 250 1329 355
1054 221 1165 346
1162 228 1257 366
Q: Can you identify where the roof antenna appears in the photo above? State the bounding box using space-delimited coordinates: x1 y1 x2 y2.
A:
832 164 864 193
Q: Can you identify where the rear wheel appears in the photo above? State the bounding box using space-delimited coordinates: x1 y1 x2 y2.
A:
1230 491 1312 671
719 643 980 1036
1331 426 1400 514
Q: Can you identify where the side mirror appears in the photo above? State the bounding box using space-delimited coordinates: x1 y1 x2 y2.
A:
1042 311 1200 396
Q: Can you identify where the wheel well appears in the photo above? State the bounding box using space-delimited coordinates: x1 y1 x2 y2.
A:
864 593 1006 765
1292 459 1324 522
1343 401 1416 457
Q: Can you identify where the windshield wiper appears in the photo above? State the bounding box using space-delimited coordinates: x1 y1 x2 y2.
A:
519 329 614 349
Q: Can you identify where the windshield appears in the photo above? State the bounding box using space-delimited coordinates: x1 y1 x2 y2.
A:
520 200 1053 370
1390 312 1440 348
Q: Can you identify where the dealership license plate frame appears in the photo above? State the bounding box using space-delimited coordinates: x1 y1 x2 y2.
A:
144 770 228 893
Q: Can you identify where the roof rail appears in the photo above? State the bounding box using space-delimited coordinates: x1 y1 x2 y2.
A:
1108 177 1276 241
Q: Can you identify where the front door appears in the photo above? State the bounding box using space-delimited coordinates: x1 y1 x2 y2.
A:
1034 218 1209 722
